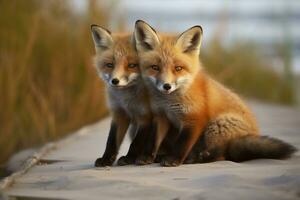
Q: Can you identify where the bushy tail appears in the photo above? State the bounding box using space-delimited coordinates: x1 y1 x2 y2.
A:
226 136 297 162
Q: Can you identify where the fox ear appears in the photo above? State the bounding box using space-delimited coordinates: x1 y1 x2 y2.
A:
176 26 203 54
134 20 160 52
91 24 113 51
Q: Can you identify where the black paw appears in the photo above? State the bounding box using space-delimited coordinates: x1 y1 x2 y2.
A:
154 154 165 163
160 156 181 167
183 156 197 164
94 157 115 167
117 156 135 166
135 155 155 165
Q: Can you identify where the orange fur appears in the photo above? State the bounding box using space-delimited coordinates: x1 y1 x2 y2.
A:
134 20 259 166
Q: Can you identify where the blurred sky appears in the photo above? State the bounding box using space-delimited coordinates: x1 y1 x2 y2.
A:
72 0 300 74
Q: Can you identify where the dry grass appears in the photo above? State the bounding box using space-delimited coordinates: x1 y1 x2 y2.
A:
201 39 296 105
0 1 109 166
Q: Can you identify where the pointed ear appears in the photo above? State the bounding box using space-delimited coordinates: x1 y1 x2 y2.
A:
176 26 203 54
91 24 113 51
134 20 160 52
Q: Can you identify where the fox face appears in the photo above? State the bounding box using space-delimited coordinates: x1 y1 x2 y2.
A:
134 20 203 94
91 25 140 88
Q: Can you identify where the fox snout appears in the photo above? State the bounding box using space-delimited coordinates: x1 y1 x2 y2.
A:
163 83 171 91
105 73 139 88
157 81 176 94
111 78 120 86
147 75 177 94
108 75 128 87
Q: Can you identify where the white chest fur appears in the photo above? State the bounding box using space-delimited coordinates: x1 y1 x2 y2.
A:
149 87 190 126
107 85 149 119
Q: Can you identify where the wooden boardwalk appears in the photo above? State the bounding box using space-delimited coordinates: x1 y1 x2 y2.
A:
1 101 300 200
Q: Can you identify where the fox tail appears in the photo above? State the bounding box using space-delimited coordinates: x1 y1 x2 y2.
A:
225 136 297 162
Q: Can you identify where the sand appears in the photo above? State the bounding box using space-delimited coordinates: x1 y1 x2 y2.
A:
1 101 300 200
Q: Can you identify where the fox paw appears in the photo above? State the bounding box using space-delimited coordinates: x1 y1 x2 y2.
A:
117 156 135 166
94 157 115 167
183 156 197 164
136 155 155 165
154 154 165 163
160 157 181 167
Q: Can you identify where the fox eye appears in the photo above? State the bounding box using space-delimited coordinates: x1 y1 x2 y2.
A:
175 66 183 72
105 63 114 68
151 65 160 71
128 63 138 68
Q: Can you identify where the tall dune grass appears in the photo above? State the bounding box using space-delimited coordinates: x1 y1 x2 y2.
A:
0 1 108 168
201 39 296 105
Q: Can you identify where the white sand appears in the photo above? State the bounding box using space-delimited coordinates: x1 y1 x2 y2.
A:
2 101 300 200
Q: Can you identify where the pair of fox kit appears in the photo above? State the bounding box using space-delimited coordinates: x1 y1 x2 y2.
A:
91 20 296 167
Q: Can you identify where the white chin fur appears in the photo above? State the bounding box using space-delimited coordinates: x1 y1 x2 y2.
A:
159 89 175 94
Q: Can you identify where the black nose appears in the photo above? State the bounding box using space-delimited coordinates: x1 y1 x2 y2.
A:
163 83 171 91
111 78 119 85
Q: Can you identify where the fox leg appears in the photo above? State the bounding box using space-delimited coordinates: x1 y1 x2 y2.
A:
136 116 169 165
95 111 130 167
117 119 153 166
153 125 181 163
183 146 200 164
134 123 157 165
136 117 182 165
161 125 203 167
136 115 170 165
153 116 171 156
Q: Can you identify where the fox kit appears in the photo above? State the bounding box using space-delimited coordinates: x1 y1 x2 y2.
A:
91 24 153 166
134 20 296 166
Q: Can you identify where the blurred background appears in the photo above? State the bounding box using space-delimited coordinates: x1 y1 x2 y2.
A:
0 0 299 177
